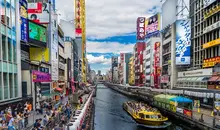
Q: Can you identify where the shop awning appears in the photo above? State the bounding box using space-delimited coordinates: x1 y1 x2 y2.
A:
208 76 219 82
55 87 63 92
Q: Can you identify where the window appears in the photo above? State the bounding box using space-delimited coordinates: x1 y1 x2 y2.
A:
2 35 7 61
8 38 12 62
0 72 2 100
11 7 15 31
3 73 8 99
13 40 16 62
1 0 6 24
6 0 11 27
14 74 17 97
9 73 13 98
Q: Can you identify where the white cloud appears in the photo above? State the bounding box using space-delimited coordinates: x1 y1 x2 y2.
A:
57 0 162 38
87 54 111 65
86 41 135 54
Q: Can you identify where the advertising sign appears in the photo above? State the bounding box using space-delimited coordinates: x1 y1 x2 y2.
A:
203 38 220 49
51 11 59 81
203 56 220 68
203 0 216 8
154 42 161 88
32 70 51 82
178 68 213 77
175 19 191 65
28 20 47 47
30 47 49 62
145 14 161 37
204 5 220 19
76 28 82 37
203 21 220 34
136 17 146 40
19 0 28 42
28 2 49 24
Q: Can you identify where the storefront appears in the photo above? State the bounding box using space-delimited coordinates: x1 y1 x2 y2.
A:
207 63 220 90
176 68 213 89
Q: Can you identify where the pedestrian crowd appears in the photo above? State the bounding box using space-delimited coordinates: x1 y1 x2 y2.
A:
0 102 32 130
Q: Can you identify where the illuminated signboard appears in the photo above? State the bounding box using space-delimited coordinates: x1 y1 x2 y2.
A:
19 0 28 42
145 13 161 37
203 56 220 68
136 17 146 40
175 19 191 65
28 20 47 47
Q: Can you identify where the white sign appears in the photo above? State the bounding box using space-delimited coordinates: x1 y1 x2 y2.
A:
178 68 213 77
203 0 216 8
59 62 65 70
21 50 29 61
28 3 49 24
176 107 183 114
51 11 59 81
203 21 220 34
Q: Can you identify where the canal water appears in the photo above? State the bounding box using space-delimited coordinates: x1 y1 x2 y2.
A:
94 84 195 130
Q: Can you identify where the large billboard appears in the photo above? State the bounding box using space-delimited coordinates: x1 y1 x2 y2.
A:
19 0 28 42
203 0 216 8
51 11 59 81
28 20 47 47
28 2 49 24
176 19 191 65
30 47 49 62
145 14 161 37
136 17 146 40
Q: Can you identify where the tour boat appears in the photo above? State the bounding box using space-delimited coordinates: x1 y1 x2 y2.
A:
123 101 169 127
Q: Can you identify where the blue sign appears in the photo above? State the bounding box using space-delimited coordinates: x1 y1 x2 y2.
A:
176 19 191 65
21 17 28 42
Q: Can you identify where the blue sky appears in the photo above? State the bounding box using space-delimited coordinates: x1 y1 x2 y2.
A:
57 0 162 74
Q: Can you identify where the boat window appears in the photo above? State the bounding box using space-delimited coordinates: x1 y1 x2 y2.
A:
150 115 159 119
158 115 162 118
139 113 145 119
145 115 150 119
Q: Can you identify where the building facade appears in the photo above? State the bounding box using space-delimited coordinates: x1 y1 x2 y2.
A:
128 56 135 85
122 53 133 85
134 42 145 86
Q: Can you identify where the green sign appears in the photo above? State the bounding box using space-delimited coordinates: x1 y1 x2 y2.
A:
28 21 47 43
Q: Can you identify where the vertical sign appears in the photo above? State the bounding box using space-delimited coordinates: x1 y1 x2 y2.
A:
19 0 28 42
51 10 59 81
154 42 161 88
136 17 146 40
176 19 191 65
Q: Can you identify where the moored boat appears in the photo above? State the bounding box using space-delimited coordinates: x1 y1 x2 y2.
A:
123 101 169 127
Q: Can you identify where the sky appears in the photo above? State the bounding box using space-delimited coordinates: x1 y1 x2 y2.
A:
57 0 163 74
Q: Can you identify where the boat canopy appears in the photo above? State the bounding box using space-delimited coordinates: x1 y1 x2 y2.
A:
154 94 176 103
169 96 192 103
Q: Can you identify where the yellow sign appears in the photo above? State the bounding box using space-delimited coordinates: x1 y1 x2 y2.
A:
30 47 49 62
203 56 220 68
203 38 220 49
204 5 220 19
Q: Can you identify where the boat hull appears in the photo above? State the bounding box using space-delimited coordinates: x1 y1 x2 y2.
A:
123 102 167 126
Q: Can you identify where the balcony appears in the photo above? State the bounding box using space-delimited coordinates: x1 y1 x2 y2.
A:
59 62 65 70
163 37 171 45
162 49 171 55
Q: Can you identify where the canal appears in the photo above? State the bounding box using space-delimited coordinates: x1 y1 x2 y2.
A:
94 84 198 130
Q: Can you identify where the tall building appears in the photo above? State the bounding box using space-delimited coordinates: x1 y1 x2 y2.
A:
98 70 101 76
122 53 133 85
119 53 124 83
0 0 22 109
134 42 145 86
111 56 118 82
143 37 161 87
128 56 135 85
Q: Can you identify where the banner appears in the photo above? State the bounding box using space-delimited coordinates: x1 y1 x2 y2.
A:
136 17 146 40
176 19 191 65
19 0 28 42
32 70 51 82
30 47 49 62
145 14 160 37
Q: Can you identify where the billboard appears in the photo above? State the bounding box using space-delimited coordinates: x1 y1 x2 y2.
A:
28 2 49 24
28 20 47 47
51 11 59 81
176 19 191 65
203 0 216 8
19 0 28 42
162 0 177 29
145 14 161 37
30 47 49 62
136 17 146 40
32 70 51 82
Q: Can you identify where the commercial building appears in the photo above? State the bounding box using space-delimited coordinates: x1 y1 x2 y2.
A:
134 42 145 86
128 56 135 85
143 37 161 87
0 0 22 109
122 53 133 85
119 53 124 84
111 56 118 83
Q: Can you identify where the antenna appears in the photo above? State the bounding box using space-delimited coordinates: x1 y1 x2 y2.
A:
176 0 189 19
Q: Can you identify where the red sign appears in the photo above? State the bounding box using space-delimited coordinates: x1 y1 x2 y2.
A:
76 28 82 37
137 17 146 40
27 2 42 13
154 42 161 88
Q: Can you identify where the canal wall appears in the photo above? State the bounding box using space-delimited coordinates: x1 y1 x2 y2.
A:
104 83 219 130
